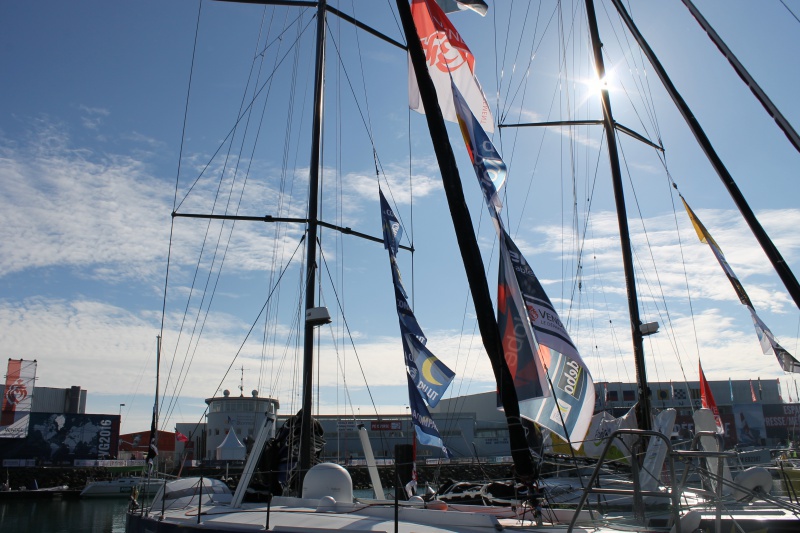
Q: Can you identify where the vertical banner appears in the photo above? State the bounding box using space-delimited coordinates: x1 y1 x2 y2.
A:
682 198 800 373
732 404 766 446
408 0 494 132
0 359 37 438
380 190 453 457
699 362 724 434
451 81 594 448
380 190 455 408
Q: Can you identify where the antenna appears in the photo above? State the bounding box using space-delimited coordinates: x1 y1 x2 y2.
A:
239 366 247 397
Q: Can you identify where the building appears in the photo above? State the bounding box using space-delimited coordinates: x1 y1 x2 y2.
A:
593 379 791 448
0 381 121 466
31 386 87 414
594 379 782 411
307 412 476 463
119 430 176 467
191 379 795 464
204 389 279 461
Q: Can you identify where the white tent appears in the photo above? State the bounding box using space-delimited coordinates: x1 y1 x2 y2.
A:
215 429 246 461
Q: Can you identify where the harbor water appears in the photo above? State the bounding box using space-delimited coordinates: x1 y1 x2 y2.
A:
0 497 129 533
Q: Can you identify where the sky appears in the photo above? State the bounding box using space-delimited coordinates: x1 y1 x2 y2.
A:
1 0 799 437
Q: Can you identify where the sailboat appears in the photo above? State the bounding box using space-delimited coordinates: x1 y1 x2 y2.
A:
127 1 800 532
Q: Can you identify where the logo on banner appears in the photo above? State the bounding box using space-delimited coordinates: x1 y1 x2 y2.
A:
4 379 28 407
556 359 585 399
421 31 471 73
549 399 572 424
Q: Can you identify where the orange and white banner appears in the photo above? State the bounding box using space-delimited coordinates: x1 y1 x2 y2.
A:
409 0 494 132
1 359 37 438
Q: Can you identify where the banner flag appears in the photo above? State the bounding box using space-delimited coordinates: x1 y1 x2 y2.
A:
453 82 594 448
748 307 800 372
176 431 189 443
380 190 454 409
407 373 452 457
0 359 37 439
699 362 724 434
382 198 427 343
497 237 547 405
409 0 494 132
729 378 734 402
452 80 505 213
402 329 455 407
583 405 637 459
146 402 158 466
435 0 488 16
682 197 800 373
750 379 757 402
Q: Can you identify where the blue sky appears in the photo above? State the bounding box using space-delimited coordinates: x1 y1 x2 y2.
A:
1 1 799 436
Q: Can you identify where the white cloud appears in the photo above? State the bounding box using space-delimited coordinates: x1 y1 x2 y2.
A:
0 125 170 281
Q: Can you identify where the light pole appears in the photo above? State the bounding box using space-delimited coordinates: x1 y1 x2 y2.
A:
118 403 126 460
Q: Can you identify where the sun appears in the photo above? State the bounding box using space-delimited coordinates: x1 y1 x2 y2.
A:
584 72 613 95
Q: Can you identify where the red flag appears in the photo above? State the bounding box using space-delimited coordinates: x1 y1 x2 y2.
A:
750 379 757 402
699 362 724 434
175 431 189 443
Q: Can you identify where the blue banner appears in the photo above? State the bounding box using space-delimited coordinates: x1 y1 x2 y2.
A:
380 190 455 410
407 373 451 457
402 328 455 407
452 80 505 214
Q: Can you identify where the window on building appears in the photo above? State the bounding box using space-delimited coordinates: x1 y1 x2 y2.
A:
607 391 619 401
623 390 635 401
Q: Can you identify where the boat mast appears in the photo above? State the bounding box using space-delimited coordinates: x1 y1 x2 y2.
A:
609 0 800 311
396 0 536 481
299 0 327 490
681 0 800 156
585 0 652 430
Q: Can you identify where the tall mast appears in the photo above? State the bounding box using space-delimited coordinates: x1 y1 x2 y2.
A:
585 0 651 430
609 0 800 311
681 0 800 156
299 0 327 489
396 0 536 481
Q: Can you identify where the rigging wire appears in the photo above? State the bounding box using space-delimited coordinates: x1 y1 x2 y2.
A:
157 0 204 430
172 13 316 213
615 139 680 396
600 0 663 146
161 6 314 429
317 243 384 418
780 0 800 25
163 4 289 426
